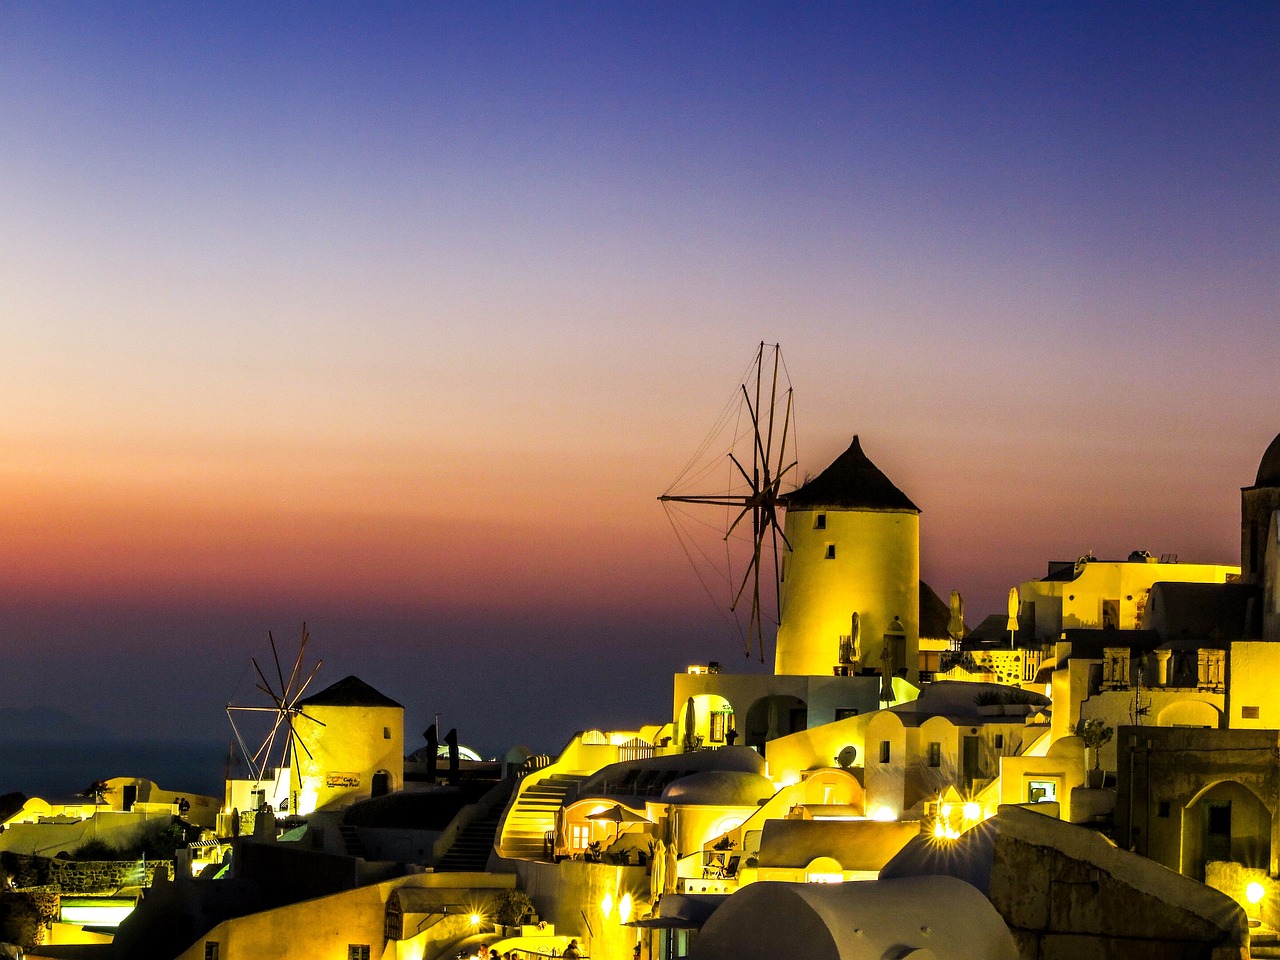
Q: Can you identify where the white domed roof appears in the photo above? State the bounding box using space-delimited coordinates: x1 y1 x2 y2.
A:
660 770 774 806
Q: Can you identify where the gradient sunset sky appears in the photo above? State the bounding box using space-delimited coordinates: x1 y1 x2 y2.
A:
2 2 1277 758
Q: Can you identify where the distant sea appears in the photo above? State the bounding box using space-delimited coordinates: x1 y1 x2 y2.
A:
0 739 228 800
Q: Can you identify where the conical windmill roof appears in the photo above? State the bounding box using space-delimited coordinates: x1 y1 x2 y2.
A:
783 436 919 512
297 675 402 709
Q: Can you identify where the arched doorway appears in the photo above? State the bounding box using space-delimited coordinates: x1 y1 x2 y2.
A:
745 695 807 755
1182 780 1271 881
676 694 736 749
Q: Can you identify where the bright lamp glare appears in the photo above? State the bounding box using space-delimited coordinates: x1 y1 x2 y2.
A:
469 913 482 927
1247 882 1265 905
619 893 633 924
601 893 614 919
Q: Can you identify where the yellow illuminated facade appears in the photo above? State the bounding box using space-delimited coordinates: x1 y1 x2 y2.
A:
1018 553 1238 639
775 437 920 682
291 675 405 814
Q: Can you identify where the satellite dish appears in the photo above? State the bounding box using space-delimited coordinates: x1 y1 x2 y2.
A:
837 745 858 769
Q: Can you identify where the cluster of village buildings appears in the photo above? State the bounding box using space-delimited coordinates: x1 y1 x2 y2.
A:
4 429 1280 960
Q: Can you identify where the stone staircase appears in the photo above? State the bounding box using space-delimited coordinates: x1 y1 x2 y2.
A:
1251 926 1280 958
337 823 367 859
497 772 588 860
436 813 502 872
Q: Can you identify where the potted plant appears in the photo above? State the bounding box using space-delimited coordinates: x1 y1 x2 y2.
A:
1076 718 1113 788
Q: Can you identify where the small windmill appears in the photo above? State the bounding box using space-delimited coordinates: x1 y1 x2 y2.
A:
226 623 325 785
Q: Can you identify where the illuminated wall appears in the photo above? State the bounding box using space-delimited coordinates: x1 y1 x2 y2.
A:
774 437 921 681
1019 557 1238 639
291 677 405 814
775 508 919 679
1228 642 1280 730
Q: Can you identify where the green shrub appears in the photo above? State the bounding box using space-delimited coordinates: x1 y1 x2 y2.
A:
492 889 535 926
0 892 43 949
69 839 118 861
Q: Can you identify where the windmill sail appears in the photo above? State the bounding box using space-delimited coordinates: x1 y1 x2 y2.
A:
660 343 798 662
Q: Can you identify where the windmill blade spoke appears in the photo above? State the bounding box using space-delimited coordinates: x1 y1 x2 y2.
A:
227 705 288 714
295 708 327 727
255 683 286 708
252 659 284 707
659 494 753 507
776 387 794 477
725 502 754 539
255 714 287 779
268 631 288 705
226 711 256 772
770 516 784 627
740 383 764 481
774 515 794 555
283 623 308 701
288 721 314 761
763 344 780 471
731 524 768 610
726 452 754 490
289 661 325 707
751 557 765 663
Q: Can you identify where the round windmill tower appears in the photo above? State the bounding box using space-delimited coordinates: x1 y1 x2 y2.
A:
290 676 405 814
774 436 920 683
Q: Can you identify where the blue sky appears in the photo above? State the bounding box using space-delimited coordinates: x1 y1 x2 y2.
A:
1 1 1276 758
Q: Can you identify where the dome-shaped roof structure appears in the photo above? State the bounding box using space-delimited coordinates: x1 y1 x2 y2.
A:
1256 432 1280 487
783 436 919 512
660 769 774 806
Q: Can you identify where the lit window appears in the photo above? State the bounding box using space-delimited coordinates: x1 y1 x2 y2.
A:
1244 706 1261 720
571 824 591 850
825 544 836 560
710 711 725 743
879 741 890 764
927 742 941 768
1027 780 1057 804
814 513 826 530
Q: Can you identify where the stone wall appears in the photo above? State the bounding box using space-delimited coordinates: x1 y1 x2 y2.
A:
2 853 172 892
988 809 1248 960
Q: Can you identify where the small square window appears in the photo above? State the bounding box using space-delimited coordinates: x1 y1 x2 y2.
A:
383 726 391 739
824 544 836 560
995 734 1004 749
814 513 827 530
349 946 371 960
879 740 891 764
834 708 859 721
205 944 219 960
927 742 941 767
1243 706 1261 720
1158 801 1171 818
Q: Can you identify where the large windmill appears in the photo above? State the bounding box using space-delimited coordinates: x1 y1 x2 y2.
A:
659 343 799 662
226 623 325 787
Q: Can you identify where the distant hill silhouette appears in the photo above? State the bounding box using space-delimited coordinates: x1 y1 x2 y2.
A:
0 707 120 741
